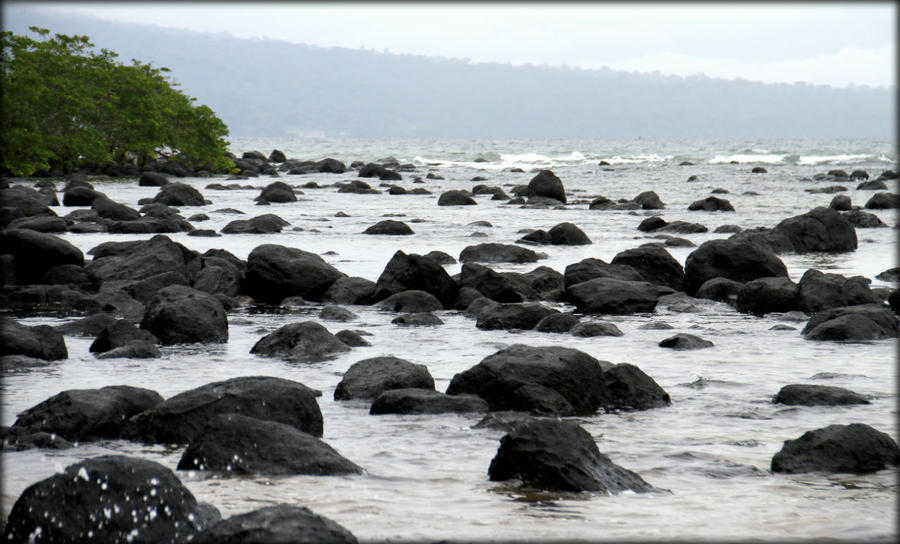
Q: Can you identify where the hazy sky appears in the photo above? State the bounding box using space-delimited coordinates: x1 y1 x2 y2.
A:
9 2 896 88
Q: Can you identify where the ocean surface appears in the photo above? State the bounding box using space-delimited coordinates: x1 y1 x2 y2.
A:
2 137 898 541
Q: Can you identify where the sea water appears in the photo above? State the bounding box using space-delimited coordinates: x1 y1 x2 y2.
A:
1 138 897 541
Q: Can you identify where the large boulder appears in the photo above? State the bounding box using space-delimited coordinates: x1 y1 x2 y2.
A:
177 414 361 475
151 182 207 206
322 276 376 305
519 265 565 301
865 192 900 209
475 302 559 331
315 157 346 173
0 185 57 217
565 277 658 314
563 258 645 288
610 246 684 291
633 190 665 209
190 505 357 544
735 277 799 315
526 170 566 203
658 333 714 350
773 384 870 406
683 239 788 295
244 244 345 303
688 196 735 211
0 228 84 280
446 344 620 416
3 455 220 543
255 181 297 203
363 219 414 235
772 207 857 252
459 263 524 303
801 304 899 341
771 423 900 473
487 419 655 493
86 235 201 287
372 250 458 308
547 222 591 245
796 269 881 313
250 321 351 363
370 388 489 415
126 376 323 444
601 363 671 411
0 317 68 360
62 185 103 205
11 385 163 441
140 285 228 345
459 243 541 264
221 214 289 234
437 190 477 206
375 289 443 313
92 195 142 221
334 356 434 400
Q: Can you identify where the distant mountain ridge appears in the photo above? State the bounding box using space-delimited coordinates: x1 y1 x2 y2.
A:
4 7 895 139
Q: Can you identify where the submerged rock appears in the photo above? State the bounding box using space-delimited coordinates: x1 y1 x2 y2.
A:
459 242 541 264
250 321 351 363
0 317 68 360
565 277 659 314
334 356 434 400
683 239 788 295
370 388 489 415
658 333 714 350
190 504 358 544
771 423 900 473
773 384 870 406
802 304 899 341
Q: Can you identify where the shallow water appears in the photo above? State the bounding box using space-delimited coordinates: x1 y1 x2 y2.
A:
2 138 897 541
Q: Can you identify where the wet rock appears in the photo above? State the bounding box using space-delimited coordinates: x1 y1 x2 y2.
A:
773 206 857 252
193 265 242 297
2 455 220 543
841 209 886 228
610 245 684 291
683 239 788 295
633 190 665 209
139 172 170 186
565 277 659 314
736 277 799 315
0 317 68 360
659 220 708 234
319 305 357 322
1 426 73 450
423 250 456 264
1 228 84 280
244 244 345 303
107 270 191 305
321 276 376 305
62 185 103 206
856 179 887 190
875 267 900 282
601 363 671 411
151 182 207 206
751 166 767 173
534 312 580 333
363 219 414 235
526 169 566 203
446 344 612 416
658 333 714 350
437 190 477 206
221 213 289 234
178 413 360 476
55 313 119 336
391 312 444 326
255 181 297 203
338 179 380 194
7 215 69 232
475 302 559 331
688 196 735 212
37 263 92 289
315 158 346 173
334 356 434 401
638 216 668 232
96 341 162 359
517 229 552 245
849 169 869 179
459 262 524 303
12 385 163 441
89 319 159 353
472 411 539 431
0 185 56 217
519 266 565 301
459 242 542 264
140 285 228 345
773 384 870 406
372 250 458 308
334 329 371 347
128 376 323 444
694 277 743 304
546 222 592 245
376 289 443 313
563 258 645 288
801 304 899 341
190 504 358 544
86 235 201 287
371 388 488 415
570 321 624 337
771 423 900 473
797 269 881 313
864 192 900 209
488 419 655 493
829 194 852 211
250 321 351 363
637 321 674 330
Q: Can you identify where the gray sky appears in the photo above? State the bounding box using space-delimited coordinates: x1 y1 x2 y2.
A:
10 2 897 88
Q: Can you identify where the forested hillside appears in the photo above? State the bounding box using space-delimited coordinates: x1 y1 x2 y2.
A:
4 7 894 139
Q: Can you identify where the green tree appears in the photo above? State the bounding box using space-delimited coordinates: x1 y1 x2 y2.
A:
1 27 234 175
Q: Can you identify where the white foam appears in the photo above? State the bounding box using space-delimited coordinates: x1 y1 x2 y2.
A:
708 154 787 164
797 153 873 165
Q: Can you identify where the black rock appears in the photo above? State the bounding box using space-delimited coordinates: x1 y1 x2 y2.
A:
437 189 477 206
771 423 900 473
488 419 654 493
127 376 323 444
801 304 899 341
658 333 714 350
1 228 84 280
864 192 900 209
658 220 708 234
62 185 102 206
0 316 68 360
459 242 541 264
773 384 870 406
139 172 170 186
773 206 857 252
269 149 287 162
7 215 69 233
610 245 684 291
570 321 624 337
688 196 735 212
338 179 379 194
829 194 852 211
856 179 887 190
96 341 162 359
12 385 163 441
694 277 743 304
638 216 667 232
334 356 434 400
255 181 297 203
140 285 228 344
177 413 361 475
459 262 524 303
321 276 376 305
151 182 207 206
334 329 371 347
85 235 201 288
363 219 414 235
534 312 580 333
89 319 159 353
251 321 351 363
842 209 886 228
318 305 358 322
565 277 658 314
796 269 880 313
475 302 559 331
563 258 645 288
221 213 289 234
601 363 671 411
633 190 665 209
3 455 220 543
376 289 443 313
526 170 567 203
372 250 458 307
190 504 357 544
370 388 488 415
243 244 345 303
875 267 900 283
683 239 788 295
391 312 444 326
736 277 799 315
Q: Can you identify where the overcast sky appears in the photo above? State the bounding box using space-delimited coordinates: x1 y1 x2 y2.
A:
8 2 896 88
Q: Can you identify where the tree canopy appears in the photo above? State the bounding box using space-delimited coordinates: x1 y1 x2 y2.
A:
1 27 234 176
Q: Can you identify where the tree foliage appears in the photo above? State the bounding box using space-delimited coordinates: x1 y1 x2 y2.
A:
1 27 234 175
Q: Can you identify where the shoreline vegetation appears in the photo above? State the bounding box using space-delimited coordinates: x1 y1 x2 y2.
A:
1 27 235 178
